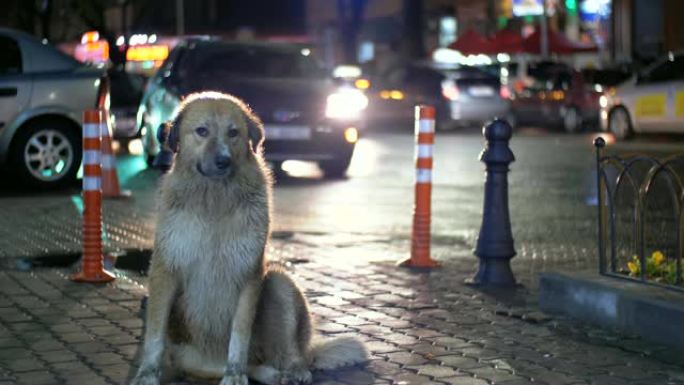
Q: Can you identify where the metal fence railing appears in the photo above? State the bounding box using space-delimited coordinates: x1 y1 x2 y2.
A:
594 137 683 292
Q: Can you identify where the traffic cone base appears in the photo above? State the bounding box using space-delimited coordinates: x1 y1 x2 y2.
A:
397 257 441 269
70 265 116 283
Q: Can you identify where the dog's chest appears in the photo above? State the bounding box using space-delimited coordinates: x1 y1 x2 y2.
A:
158 209 261 269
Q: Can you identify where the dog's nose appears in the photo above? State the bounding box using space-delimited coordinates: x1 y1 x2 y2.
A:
215 154 232 170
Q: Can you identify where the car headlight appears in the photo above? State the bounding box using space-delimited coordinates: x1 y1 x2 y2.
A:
325 89 368 119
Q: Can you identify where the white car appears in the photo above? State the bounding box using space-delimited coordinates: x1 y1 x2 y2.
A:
601 51 684 139
0 28 107 188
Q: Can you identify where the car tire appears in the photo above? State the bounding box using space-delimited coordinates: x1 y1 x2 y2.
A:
563 106 582 133
10 119 81 189
608 107 632 140
318 155 353 179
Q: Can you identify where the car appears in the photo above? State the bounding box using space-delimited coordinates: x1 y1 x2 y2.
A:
600 51 684 139
510 61 601 133
0 28 106 187
364 63 511 130
137 39 367 177
109 67 146 140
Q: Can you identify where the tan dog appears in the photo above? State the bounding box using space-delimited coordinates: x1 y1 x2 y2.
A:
130 92 367 385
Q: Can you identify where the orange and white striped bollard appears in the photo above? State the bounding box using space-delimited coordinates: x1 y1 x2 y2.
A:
399 105 440 268
70 109 115 283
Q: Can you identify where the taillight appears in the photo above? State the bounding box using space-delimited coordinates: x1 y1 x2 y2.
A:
96 76 110 110
441 80 459 101
499 85 511 99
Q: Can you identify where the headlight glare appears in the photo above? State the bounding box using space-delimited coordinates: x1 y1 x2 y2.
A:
325 89 368 119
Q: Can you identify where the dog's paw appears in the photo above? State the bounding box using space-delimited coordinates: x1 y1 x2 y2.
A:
129 371 160 385
219 373 248 385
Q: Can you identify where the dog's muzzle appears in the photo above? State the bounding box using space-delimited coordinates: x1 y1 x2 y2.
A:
196 154 233 178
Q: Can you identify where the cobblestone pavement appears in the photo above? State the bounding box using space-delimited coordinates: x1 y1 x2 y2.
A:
0 238 682 385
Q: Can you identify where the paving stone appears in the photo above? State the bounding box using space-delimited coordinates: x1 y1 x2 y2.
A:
367 359 403 378
70 341 115 354
440 376 490 385
465 367 523 383
14 370 57 385
6 358 45 372
365 341 402 354
391 373 445 385
406 364 458 378
86 352 126 366
38 350 79 363
384 352 429 366
437 355 488 370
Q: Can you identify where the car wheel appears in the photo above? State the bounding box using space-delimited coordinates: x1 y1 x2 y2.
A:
608 107 632 140
563 106 581 133
318 155 352 179
10 119 81 188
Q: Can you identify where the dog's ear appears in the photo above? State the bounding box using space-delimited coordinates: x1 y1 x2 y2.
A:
166 116 181 153
246 111 264 153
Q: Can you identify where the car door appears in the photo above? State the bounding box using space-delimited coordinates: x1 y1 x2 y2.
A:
631 57 676 132
670 54 684 131
0 35 32 134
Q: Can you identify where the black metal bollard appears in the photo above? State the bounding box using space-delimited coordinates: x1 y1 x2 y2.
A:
468 119 517 286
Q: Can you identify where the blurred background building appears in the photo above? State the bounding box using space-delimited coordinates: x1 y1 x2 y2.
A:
1 0 682 70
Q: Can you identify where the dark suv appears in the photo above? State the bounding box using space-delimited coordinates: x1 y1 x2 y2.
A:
137 39 367 177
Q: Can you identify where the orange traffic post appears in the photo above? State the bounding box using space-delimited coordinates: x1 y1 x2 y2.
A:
399 105 440 269
101 111 131 198
70 109 116 283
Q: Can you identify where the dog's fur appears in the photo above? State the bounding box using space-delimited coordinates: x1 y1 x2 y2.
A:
130 92 367 385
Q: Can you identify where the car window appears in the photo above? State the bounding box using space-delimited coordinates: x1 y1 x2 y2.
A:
0 36 22 75
190 45 326 79
641 55 684 83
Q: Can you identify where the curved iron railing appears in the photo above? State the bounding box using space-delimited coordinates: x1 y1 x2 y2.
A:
595 137 683 292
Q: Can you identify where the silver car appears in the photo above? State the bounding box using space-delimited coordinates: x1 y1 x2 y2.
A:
601 51 684 139
0 28 105 187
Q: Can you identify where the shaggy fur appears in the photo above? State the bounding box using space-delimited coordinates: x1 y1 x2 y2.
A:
129 92 367 385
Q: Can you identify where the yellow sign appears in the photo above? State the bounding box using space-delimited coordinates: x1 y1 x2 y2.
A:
635 94 666 118
676 92 684 117
126 45 169 62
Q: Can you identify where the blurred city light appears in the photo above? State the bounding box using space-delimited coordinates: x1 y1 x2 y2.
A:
354 78 371 89
127 139 144 155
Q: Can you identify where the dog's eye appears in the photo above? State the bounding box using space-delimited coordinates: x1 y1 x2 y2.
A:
228 128 239 138
195 126 209 137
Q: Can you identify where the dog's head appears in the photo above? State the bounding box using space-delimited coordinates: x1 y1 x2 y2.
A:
157 92 264 178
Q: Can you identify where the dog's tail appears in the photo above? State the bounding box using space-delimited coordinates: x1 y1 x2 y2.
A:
309 336 369 370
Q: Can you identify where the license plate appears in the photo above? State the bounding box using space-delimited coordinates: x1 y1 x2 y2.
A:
264 125 311 140
114 117 136 130
469 86 495 97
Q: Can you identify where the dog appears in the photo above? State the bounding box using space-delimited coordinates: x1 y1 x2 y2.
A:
130 92 368 385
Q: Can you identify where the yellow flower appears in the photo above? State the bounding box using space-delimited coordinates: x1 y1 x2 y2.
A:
651 251 665 266
627 261 639 276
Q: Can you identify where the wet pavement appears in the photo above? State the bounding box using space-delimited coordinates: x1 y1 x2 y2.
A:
1 128 684 384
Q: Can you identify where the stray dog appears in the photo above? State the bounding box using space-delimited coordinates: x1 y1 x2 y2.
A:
130 92 368 385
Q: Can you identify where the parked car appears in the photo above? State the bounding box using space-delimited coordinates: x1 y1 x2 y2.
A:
109 67 146 140
137 39 366 177
511 62 601 132
600 51 684 139
0 28 106 187
364 63 511 130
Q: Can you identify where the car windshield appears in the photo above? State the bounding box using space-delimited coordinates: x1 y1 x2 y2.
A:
189 44 327 79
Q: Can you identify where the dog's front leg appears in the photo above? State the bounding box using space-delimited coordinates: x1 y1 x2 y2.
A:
220 278 262 385
130 258 178 385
